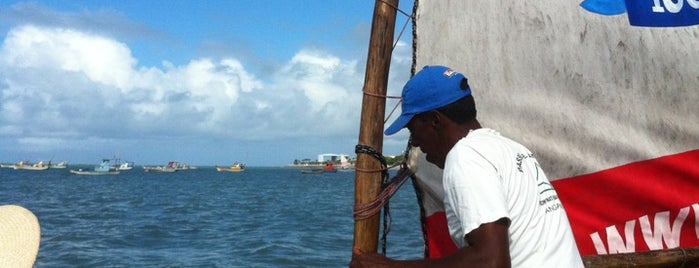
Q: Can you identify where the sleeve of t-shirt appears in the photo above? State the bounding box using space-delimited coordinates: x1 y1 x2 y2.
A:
443 144 510 240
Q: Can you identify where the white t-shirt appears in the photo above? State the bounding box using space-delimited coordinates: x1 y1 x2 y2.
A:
443 128 583 267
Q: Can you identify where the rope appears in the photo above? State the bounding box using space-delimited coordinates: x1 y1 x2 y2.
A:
411 0 419 77
354 162 403 174
377 0 413 50
353 167 413 220
360 89 403 124
362 88 402 99
384 99 403 125
354 143 390 255
355 144 389 171
392 7 413 50
403 141 432 258
354 144 412 256
353 143 396 221
361 0 416 126
407 0 430 258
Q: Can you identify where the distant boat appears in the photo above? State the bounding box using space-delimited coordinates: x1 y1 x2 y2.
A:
13 160 50 171
70 159 119 175
338 157 355 171
108 158 134 171
301 169 324 174
143 166 177 173
286 163 325 169
322 162 338 173
1 163 16 168
216 162 245 172
143 161 179 173
115 161 135 171
174 162 196 171
50 161 68 169
301 162 338 174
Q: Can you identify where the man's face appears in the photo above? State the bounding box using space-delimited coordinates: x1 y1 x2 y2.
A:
406 112 447 168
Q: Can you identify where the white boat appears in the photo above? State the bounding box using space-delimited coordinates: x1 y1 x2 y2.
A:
70 159 119 175
0 163 15 168
108 158 134 171
50 161 68 169
13 161 50 171
115 161 134 170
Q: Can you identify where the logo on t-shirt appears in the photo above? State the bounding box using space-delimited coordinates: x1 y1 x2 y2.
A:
517 153 563 213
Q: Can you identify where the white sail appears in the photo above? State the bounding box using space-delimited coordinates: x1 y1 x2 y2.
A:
406 0 699 261
413 0 699 179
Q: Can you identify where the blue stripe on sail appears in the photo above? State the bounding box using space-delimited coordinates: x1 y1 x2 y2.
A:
580 0 627 15
625 0 699 27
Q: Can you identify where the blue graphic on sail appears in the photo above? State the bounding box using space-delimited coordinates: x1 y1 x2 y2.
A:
625 0 699 27
580 0 699 27
580 0 626 15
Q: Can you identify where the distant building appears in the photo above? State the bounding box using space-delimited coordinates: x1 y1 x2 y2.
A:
317 154 349 163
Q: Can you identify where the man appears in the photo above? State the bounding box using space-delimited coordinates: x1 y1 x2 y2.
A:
350 65 583 267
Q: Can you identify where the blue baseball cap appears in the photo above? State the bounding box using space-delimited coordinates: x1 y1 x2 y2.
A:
384 65 471 135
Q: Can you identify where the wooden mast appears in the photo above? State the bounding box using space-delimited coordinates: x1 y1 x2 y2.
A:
353 0 399 253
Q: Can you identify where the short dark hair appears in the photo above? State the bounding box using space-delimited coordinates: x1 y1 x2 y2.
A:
436 94 477 125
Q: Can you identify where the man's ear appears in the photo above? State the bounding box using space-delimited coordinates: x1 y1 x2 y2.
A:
429 110 441 127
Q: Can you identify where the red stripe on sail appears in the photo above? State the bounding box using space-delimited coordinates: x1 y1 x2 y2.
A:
424 212 458 258
553 149 699 256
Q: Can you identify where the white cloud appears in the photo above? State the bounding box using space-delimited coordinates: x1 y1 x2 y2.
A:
2 25 136 89
0 19 415 164
0 25 368 143
279 49 356 113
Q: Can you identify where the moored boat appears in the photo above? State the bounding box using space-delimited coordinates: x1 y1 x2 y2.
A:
117 162 134 170
301 169 324 174
50 161 68 169
143 161 178 173
110 158 135 171
338 156 355 171
13 160 50 171
0 163 13 168
302 162 338 174
70 159 119 175
174 162 196 171
322 162 337 173
216 162 245 172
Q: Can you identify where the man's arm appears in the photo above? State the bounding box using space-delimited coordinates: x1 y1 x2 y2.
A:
349 218 510 268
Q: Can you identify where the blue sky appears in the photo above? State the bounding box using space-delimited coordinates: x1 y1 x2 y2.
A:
0 1 415 166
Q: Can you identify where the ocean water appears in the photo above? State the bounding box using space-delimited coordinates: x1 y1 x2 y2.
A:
1 167 425 267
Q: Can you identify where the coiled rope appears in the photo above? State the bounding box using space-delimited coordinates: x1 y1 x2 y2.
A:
354 144 413 255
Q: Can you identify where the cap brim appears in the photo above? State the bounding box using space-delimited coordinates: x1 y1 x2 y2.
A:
384 113 414 135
